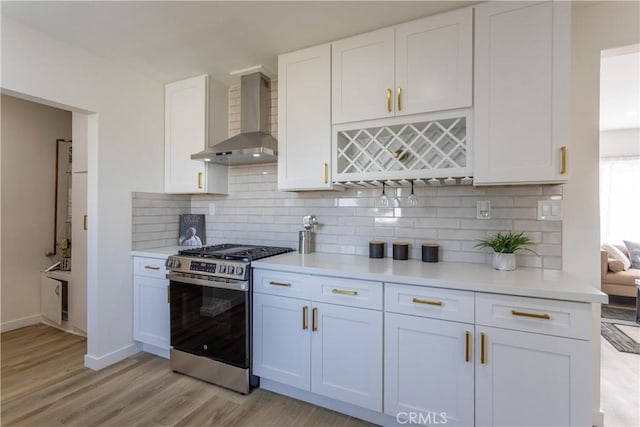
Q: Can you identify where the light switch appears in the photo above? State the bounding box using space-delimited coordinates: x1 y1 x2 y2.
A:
537 200 562 221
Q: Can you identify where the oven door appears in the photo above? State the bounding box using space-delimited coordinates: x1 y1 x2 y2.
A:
168 274 249 369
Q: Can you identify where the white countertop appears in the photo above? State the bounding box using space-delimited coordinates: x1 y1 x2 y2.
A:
131 246 181 259
41 269 73 281
253 252 608 304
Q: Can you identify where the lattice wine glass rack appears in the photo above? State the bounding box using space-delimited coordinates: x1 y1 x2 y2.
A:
332 111 473 187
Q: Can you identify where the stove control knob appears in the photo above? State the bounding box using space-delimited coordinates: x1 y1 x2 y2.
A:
219 265 226 273
228 266 236 275
172 259 181 268
236 266 244 276
165 258 172 268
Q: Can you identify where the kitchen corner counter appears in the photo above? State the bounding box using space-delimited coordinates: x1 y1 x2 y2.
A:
252 252 608 304
131 246 181 259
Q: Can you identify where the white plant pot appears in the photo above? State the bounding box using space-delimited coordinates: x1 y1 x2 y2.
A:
492 252 516 271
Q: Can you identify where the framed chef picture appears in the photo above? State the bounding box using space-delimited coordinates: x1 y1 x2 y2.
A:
178 214 206 247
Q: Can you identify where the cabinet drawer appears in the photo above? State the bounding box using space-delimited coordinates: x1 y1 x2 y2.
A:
253 269 319 300
475 294 591 340
134 256 168 279
315 277 383 310
385 283 474 323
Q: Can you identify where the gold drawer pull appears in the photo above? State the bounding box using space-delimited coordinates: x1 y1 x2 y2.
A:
144 265 161 270
312 307 318 331
332 289 358 296
560 146 567 175
322 163 328 184
83 215 88 230
302 306 308 330
511 310 551 320
412 297 443 306
197 172 203 189
386 88 392 112
465 331 471 363
397 87 402 111
269 281 291 287
481 333 487 364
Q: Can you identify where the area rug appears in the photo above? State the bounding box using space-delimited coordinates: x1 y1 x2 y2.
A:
601 305 640 355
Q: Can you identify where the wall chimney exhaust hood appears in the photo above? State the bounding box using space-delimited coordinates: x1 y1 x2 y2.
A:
191 72 277 165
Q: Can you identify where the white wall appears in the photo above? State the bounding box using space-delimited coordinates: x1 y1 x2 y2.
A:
0 95 72 330
566 2 640 425
1 17 165 366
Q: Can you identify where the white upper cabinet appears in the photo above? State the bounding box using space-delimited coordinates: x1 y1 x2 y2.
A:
332 28 395 124
332 8 472 125
395 8 473 116
278 44 333 191
473 1 570 185
164 74 228 194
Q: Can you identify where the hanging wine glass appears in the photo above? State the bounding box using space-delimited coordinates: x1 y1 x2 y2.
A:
391 186 401 208
378 182 390 207
407 180 418 207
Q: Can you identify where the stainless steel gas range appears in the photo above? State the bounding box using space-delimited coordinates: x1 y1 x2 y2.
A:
165 243 293 394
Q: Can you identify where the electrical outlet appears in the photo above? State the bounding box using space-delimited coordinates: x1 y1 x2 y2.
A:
476 200 491 219
537 200 562 220
209 202 216 215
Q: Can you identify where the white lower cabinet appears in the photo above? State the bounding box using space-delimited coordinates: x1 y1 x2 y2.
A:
254 271 594 426
475 326 591 427
253 292 311 390
384 313 474 426
133 256 170 358
252 269 383 412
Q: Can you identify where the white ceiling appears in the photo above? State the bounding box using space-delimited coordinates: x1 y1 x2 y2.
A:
600 48 640 131
1 1 478 85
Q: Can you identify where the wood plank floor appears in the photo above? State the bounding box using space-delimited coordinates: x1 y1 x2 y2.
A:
1 325 371 427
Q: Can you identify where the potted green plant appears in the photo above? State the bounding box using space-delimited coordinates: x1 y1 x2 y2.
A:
475 231 536 271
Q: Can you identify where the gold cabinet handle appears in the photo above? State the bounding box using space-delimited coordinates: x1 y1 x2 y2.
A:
332 289 358 296
412 297 443 306
83 215 88 231
322 163 328 184
511 310 551 320
386 88 392 112
397 87 402 111
560 146 567 175
269 281 291 287
312 307 318 332
465 331 471 363
302 306 308 330
480 332 487 364
167 285 170 304
197 172 203 189
144 265 161 270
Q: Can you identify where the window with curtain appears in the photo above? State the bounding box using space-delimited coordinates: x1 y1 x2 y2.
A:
600 156 640 244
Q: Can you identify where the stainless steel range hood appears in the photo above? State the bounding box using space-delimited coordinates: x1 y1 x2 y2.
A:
191 72 277 165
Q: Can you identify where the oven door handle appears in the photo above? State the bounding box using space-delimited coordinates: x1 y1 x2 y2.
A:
166 273 249 292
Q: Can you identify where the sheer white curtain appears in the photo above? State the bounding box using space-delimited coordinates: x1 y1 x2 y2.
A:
600 156 640 244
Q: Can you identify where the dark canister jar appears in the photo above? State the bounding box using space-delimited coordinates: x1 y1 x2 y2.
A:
422 243 439 262
392 242 409 260
369 241 385 259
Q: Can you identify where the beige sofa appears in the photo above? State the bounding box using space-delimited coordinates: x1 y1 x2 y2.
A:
601 245 640 297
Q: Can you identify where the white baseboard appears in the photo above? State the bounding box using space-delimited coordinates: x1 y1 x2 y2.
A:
593 409 605 427
141 343 169 359
84 343 140 371
0 314 42 333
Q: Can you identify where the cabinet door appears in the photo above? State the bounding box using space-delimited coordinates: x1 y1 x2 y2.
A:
475 326 591 427
474 1 570 185
165 74 207 193
384 313 474 426
133 275 169 349
278 44 332 190
395 8 472 116
310 302 382 411
41 276 62 325
332 27 395 124
70 172 87 333
253 293 311 390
